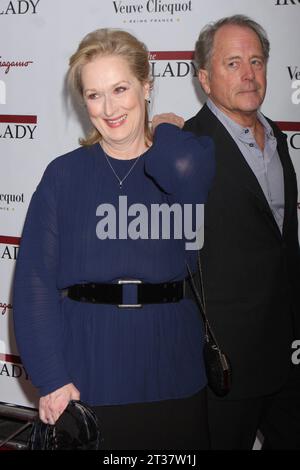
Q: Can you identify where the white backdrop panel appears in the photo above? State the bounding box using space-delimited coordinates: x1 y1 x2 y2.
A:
0 0 299 408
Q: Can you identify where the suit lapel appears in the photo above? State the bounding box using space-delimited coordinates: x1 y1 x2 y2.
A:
273 127 294 237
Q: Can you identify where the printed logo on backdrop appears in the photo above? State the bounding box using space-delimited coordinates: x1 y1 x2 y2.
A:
0 193 25 212
275 0 300 5
0 79 5 104
112 0 193 23
150 51 196 79
0 0 40 15
0 56 33 74
277 121 300 150
288 66 300 105
0 235 20 261
289 132 300 150
0 351 29 381
0 114 37 139
0 57 34 104
0 301 12 316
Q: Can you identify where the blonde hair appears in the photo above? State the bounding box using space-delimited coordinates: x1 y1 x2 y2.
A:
68 28 153 146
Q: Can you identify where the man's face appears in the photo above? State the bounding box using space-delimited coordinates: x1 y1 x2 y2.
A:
199 24 267 124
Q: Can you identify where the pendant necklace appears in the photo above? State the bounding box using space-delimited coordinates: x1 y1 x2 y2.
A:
103 148 143 189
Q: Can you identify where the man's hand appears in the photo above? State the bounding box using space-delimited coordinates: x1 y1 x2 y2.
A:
152 113 185 132
39 383 80 424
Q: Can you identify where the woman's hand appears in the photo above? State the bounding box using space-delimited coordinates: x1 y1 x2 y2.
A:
39 383 80 424
152 113 185 132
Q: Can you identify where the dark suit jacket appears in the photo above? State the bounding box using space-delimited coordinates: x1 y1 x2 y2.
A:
184 104 300 399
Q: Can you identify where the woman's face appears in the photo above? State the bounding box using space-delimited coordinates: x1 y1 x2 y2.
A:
81 54 150 154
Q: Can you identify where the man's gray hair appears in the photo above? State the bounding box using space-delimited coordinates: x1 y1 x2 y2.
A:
194 14 270 71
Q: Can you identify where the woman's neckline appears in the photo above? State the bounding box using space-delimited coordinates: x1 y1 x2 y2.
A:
99 142 153 161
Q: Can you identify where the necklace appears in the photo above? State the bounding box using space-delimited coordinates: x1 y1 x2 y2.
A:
103 148 143 189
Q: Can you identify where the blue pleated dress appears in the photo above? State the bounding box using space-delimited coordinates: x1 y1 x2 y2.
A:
13 124 215 406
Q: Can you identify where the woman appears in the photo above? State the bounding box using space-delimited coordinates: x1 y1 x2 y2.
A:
13 29 215 450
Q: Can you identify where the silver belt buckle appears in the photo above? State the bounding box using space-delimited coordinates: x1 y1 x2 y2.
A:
118 279 142 308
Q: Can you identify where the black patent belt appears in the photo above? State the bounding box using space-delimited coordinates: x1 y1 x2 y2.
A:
67 279 185 308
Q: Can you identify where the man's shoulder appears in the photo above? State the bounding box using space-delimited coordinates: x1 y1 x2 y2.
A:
263 115 285 135
262 115 290 150
184 105 207 131
184 104 221 137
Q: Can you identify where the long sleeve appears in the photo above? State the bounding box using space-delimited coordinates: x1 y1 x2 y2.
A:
13 161 71 397
12 141 210 406
145 123 215 204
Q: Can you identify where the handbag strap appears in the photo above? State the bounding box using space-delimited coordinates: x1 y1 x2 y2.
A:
186 251 222 350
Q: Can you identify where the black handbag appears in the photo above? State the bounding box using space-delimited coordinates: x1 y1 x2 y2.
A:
27 400 101 450
187 252 232 397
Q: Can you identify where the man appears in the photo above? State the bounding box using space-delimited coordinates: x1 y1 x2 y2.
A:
153 15 300 449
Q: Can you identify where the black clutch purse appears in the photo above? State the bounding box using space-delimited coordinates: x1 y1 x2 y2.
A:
187 252 232 397
28 400 100 450
203 329 231 397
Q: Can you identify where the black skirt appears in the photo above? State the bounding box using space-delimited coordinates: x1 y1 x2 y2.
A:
92 387 209 450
